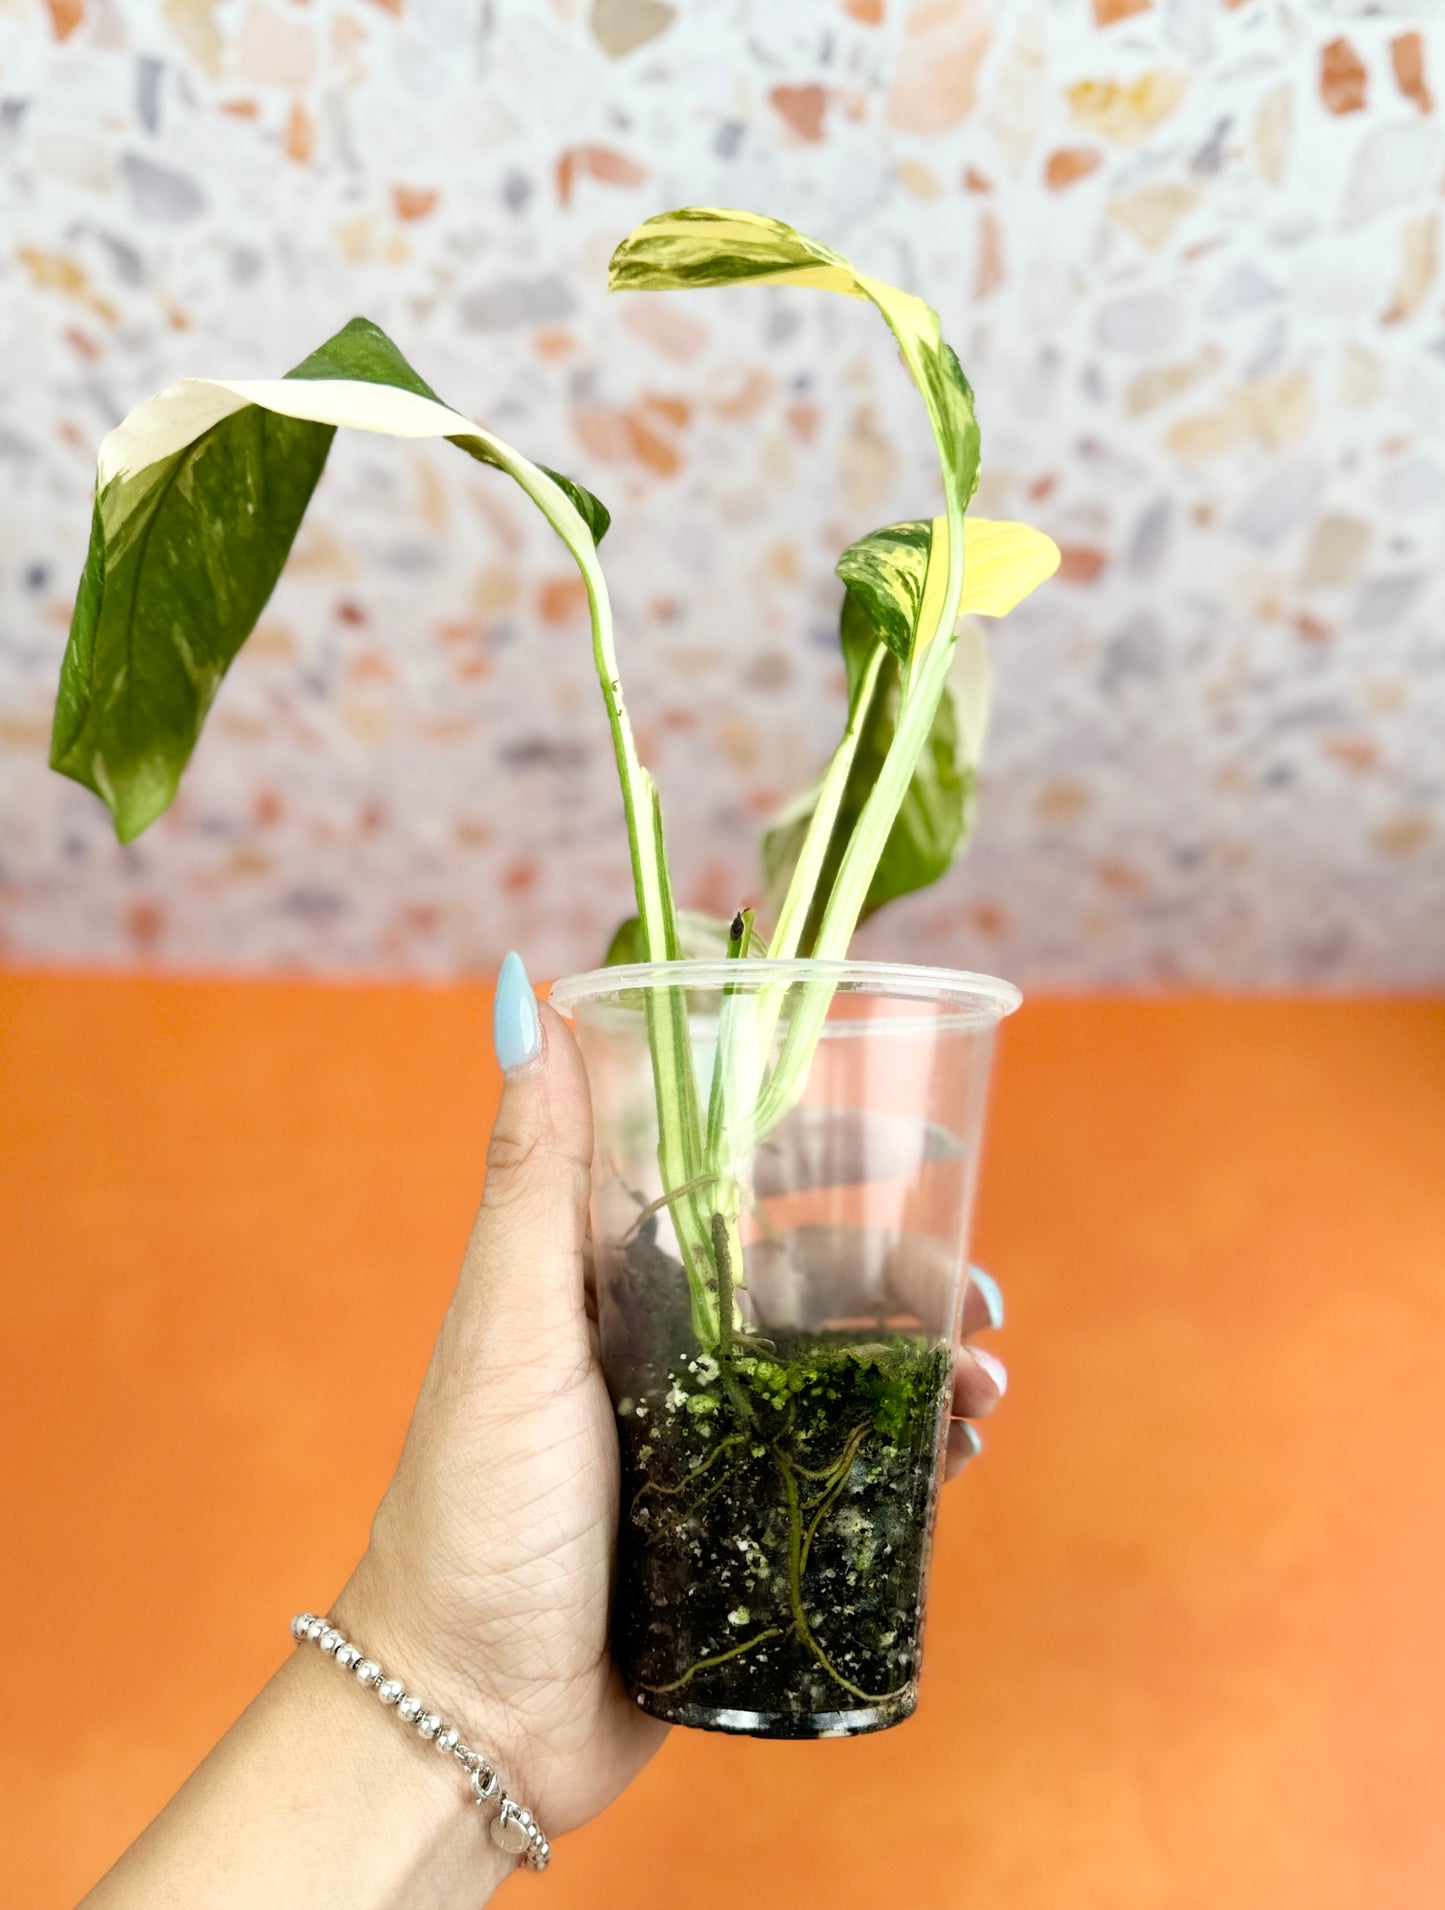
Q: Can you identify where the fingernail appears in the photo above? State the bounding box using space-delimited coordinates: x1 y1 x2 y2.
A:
970 1346 1008 1399
494 951 541 1074
957 1421 983 1458
969 1265 1004 1329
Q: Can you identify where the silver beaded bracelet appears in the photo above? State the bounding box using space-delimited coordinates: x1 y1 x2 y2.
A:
290 1612 550 1871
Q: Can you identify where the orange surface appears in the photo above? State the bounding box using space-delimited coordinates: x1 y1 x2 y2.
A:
3 975 1444 1909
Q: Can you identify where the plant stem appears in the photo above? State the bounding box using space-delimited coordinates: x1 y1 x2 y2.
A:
710 1210 734 1359
696 911 759 1346
768 643 887 964
645 787 718 1342
695 643 890 1205
747 519 965 1145
498 454 717 1341
704 910 756 1159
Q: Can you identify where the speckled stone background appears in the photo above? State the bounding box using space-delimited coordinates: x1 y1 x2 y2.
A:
2 0 1442 984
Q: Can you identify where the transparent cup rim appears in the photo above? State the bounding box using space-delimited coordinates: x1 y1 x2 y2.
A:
549 958 1022 1022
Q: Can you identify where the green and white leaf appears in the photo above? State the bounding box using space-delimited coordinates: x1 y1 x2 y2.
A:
51 317 614 847
52 408 335 844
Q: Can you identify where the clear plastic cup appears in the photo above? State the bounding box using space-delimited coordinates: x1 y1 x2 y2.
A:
549 959 1020 1738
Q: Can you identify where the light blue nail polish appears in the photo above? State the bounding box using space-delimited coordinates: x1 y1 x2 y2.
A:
958 1422 983 1457
971 1346 1008 1398
494 951 541 1073
970 1265 1005 1330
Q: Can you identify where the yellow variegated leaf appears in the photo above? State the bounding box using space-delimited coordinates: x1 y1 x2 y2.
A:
611 207 981 542
960 518 1061 616
835 514 1058 679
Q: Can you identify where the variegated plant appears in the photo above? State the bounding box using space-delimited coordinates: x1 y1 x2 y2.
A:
49 207 1057 1352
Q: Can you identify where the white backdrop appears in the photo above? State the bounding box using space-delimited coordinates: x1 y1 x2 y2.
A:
2 0 1442 984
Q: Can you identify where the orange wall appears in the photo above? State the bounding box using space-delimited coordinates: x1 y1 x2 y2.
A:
2 975 1443 1908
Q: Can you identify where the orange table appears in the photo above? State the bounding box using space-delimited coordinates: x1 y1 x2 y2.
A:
3 976 1443 1908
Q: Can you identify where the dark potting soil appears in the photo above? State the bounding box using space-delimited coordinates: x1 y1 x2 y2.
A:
611 1289 953 1737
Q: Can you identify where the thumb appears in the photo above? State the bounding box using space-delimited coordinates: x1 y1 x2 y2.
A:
459 951 594 1345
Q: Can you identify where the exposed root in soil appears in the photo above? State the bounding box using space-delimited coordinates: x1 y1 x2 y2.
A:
640 1626 784 1696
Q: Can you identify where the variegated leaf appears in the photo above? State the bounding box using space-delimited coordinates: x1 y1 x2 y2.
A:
50 318 610 843
837 516 1061 665
610 207 981 586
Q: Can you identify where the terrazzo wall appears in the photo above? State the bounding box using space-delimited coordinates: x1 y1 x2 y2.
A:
2 0 1442 985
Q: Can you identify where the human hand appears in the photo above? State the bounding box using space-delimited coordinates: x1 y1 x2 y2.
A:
335 953 1007 1840
334 955 662 1838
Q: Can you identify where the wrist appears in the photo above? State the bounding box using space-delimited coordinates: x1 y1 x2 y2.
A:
330 1553 552 1822
277 1641 519 1897
83 1620 516 1910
